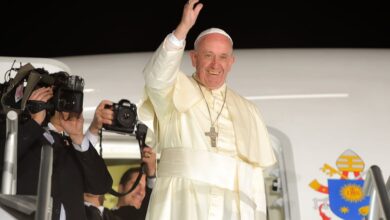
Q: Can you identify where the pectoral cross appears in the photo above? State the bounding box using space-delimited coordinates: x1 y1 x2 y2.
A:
205 126 218 148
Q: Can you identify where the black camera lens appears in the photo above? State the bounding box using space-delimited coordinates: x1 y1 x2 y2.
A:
117 107 136 128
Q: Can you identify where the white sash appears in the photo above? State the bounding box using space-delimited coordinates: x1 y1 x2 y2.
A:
158 147 237 191
158 147 266 219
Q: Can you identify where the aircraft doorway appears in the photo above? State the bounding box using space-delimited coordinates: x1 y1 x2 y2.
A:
264 127 300 220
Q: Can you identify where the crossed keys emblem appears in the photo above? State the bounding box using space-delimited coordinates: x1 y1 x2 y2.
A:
321 163 348 179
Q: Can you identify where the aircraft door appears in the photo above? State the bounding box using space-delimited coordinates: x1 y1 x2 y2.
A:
264 127 300 220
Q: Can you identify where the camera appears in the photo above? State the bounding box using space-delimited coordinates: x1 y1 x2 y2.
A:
26 68 84 114
1 64 84 115
51 72 84 113
103 99 137 134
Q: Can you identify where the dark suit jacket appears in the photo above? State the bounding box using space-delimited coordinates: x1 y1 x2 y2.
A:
0 115 5 187
17 119 113 220
111 186 152 220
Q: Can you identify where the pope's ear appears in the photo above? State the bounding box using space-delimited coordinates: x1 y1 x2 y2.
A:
231 54 236 64
189 51 197 67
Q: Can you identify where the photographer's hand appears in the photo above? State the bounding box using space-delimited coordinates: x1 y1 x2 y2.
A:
89 100 114 135
60 112 84 145
28 87 53 125
142 146 156 177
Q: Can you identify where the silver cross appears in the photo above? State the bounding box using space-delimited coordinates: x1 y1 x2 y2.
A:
205 126 218 147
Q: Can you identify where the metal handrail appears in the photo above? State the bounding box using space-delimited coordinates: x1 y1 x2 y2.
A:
35 143 53 220
363 165 390 220
1 109 53 219
1 110 18 194
386 176 390 199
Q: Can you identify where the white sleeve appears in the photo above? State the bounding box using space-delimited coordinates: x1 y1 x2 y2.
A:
143 33 185 90
147 176 156 189
72 130 98 152
166 32 185 50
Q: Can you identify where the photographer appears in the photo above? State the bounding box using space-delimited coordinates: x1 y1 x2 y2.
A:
16 85 113 220
84 193 119 220
111 146 156 220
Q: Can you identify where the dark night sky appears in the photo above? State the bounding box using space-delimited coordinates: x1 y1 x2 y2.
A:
1 1 389 58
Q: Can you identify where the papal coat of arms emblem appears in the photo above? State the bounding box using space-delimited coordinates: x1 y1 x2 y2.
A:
309 149 370 219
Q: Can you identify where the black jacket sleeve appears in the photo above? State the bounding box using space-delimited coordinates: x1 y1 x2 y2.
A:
74 142 113 194
17 118 46 159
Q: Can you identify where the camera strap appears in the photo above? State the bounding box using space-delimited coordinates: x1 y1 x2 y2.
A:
26 100 53 114
99 128 103 156
99 127 147 197
108 166 144 197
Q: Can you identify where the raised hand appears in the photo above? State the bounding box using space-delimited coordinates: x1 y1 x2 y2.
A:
59 112 84 145
89 100 114 135
174 0 203 40
28 87 53 125
141 146 156 177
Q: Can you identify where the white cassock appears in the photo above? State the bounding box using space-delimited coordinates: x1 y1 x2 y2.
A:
138 36 276 220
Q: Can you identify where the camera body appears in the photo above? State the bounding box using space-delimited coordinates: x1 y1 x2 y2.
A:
27 69 84 114
51 73 84 113
103 99 137 134
1 64 84 121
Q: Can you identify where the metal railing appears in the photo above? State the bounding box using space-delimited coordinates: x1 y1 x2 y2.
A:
363 165 390 220
1 109 53 219
35 144 53 220
387 176 390 200
1 110 18 194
